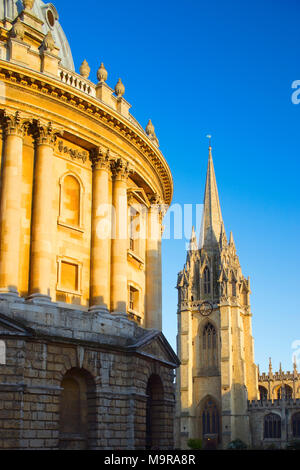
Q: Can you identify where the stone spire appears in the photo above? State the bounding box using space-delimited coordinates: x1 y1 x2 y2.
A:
200 145 223 248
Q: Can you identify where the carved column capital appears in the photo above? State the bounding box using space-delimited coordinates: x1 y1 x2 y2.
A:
111 157 132 181
32 120 63 147
149 193 162 206
149 193 168 226
90 147 111 171
2 111 29 138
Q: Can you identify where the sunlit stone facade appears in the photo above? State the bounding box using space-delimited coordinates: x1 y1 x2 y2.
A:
0 0 179 450
175 147 300 450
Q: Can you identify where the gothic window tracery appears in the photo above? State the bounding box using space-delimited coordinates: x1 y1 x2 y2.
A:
203 267 210 294
259 386 268 401
276 384 293 400
292 412 300 438
264 413 281 439
202 323 217 369
201 397 219 438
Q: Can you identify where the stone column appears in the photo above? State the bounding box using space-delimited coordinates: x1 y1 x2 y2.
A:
89 148 111 313
28 121 60 303
0 111 27 298
146 195 163 331
110 158 130 315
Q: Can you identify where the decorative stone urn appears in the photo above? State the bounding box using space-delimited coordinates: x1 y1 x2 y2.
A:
80 60 90 79
145 119 159 146
114 78 125 98
146 119 155 137
23 0 35 10
97 63 108 83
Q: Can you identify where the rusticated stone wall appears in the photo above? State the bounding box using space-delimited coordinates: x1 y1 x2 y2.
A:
0 307 177 450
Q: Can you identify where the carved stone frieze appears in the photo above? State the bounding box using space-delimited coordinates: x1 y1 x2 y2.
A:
57 140 88 163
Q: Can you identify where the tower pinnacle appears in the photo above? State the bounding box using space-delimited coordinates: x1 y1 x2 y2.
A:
200 143 223 248
188 226 198 252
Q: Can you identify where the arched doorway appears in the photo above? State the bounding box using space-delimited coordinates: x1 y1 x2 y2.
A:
59 368 96 450
146 374 164 450
201 396 220 449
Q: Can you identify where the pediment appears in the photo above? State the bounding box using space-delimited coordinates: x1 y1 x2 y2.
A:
130 331 180 368
0 312 33 337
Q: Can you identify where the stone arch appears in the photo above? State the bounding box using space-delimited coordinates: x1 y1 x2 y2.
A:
145 373 164 450
196 395 220 449
58 171 84 228
273 384 293 399
59 367 97 450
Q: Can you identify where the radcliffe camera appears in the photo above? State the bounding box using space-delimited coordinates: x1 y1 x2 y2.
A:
0 0 299 457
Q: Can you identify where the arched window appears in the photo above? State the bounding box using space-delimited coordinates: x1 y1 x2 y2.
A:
202 397 219 438
292 412 300 438
259 386 268 401
276 384 293 400
0 340 5 365
203 267 210 294
285 385 293 399
59 174 82 228
264 413 281 438
230 272 236 297
242 289 248 305
202 323 217 369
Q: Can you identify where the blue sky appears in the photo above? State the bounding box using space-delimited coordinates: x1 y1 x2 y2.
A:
56 0 300 372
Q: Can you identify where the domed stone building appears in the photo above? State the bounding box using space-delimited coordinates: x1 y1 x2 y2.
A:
0 0 179 450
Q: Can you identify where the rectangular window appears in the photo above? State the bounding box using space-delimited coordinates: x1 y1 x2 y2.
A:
59 261 79 293
129 289 134 310
128 286 139 312
129 210 140 255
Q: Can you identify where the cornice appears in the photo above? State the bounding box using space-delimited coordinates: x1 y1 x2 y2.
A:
0 60 173 205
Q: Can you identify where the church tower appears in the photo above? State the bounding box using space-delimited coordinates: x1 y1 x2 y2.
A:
175 145 258 449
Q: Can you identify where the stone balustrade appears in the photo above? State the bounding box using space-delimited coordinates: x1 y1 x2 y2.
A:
58 68 96 97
